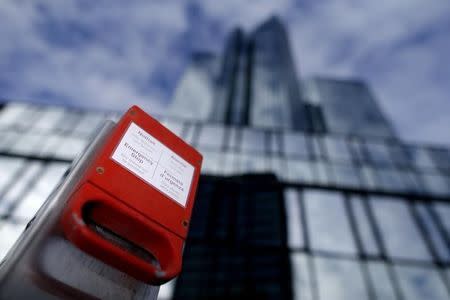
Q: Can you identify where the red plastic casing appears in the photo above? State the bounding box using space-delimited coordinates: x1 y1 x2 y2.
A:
60 106 202 285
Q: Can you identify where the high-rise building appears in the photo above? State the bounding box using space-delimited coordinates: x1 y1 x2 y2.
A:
1 17 450 299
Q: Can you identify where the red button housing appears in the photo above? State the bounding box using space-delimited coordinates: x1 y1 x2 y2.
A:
60 106 202 285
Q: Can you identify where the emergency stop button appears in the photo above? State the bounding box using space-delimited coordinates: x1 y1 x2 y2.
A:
60 105 202 285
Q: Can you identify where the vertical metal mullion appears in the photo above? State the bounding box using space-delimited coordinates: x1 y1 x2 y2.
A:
50 110 87 161
6 161 50 217
408 202 440 263
360 262 376 300
362 139 385 191
427 203 450 253
0 160 29 209
317 135 335 185
363 196 386 259
189 122 201 149
386 262 405 300
299 190 320 300
305 134 318 183
60 110 85 138
17 105 43 132
365 196 405 300
344 194 375 300
317 135 334 183
179 121 191 142
223 126 232 153
348 136 367 189
408 202 450 300
308 253 321 300
343 194 364 255
417 203 450 295
298 189 310 252
276 129 290 187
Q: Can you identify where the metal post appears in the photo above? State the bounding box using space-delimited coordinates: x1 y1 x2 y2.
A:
0 121 159 299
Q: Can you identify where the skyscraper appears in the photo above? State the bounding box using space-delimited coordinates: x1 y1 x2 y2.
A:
1 17 450 299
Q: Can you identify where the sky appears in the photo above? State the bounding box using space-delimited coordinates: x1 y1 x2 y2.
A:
0 0 449 146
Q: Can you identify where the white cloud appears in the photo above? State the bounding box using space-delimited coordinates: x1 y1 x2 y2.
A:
0 1 190 113
1 0 449 145
285 0 450 145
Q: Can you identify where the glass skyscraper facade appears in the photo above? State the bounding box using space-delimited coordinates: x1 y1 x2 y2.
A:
1 17 450 299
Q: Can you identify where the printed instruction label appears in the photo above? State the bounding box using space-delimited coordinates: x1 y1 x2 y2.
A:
111 122 194 207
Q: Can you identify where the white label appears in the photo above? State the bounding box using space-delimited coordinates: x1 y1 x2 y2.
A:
111 122 195 207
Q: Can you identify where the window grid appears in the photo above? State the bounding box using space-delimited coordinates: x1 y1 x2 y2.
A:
1 103 450 299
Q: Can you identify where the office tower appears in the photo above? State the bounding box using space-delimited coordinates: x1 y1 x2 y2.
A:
1 16 450 299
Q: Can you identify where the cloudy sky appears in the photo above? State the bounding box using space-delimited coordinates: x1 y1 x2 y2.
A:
1 0 449 146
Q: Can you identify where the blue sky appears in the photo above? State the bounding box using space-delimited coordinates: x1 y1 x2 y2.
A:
0 0 449 146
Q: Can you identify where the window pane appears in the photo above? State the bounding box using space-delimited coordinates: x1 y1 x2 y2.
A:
304 190 357 255
291 254 313 300
367 262 397 300
10 132 47 155
315 257 368 300
433 203 450 237
222 152 239 175
39 135 64 157
415 204 450 262
375 168 406 192
350 196 380 256
199 151 222 175
181 123 197 145
399 170 424 194
0 158 25 194
323 136 352 163
0 162 43 215
226 127 239 151
312 161 330 185
0 131 20 152
160 119 184 137
0 222 27 260
365 141 393 167
240 129 266 154
428 148 450 170
284 189 304 248
72 113 105 137
395 265 449 300
285 159 314 183
332 164 361 188
349 139 365 163
197 125 225 150
53 136 88 160
57 111 82 133
370 196 431 261
235 153 268 173
408 146 437 170
361 165 377 190
0 103 38 130
310 136 323 159
269 157 286 179
390 144 411 167
305 79 395 138
0 103 29 128
12 163 69 220
31 107 65 133
268 132 281 154
282 132 309 158
421 173 449 196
